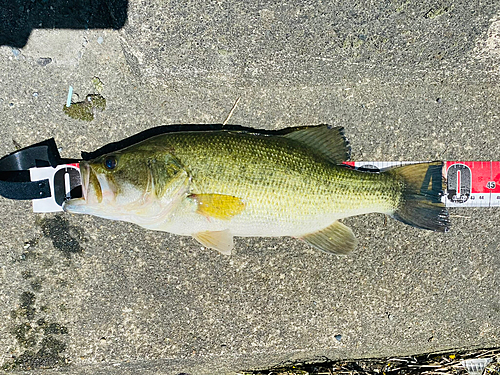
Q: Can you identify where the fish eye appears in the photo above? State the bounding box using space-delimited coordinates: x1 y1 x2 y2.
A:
104 156 117 170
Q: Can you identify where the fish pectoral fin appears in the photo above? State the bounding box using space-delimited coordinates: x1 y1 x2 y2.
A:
193 229 234 255
282 125 351 164
189 194 245 220
301 221 358 255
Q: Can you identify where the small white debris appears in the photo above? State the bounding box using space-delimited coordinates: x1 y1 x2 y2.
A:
97 36 104 44
66 86 73 107
461 358 492 375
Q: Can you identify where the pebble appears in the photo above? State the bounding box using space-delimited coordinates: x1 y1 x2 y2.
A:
37 57 52 67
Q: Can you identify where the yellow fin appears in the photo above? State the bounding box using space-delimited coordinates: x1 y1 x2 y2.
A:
190 194 245 220
301 221 358 255
193 230 233 255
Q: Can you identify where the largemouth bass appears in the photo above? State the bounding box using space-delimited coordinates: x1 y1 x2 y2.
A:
63 125 449 255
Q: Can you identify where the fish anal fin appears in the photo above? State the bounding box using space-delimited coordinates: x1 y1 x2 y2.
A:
301 221 358 255
190 194 245 220
193 230 234 255
283 125 351 164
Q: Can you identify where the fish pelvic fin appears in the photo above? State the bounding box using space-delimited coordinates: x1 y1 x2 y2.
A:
282 125 351 164
301 221 358 255
389 161 450 232
193 229 234 255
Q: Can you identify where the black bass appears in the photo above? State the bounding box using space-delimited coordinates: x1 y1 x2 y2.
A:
63 125 450 255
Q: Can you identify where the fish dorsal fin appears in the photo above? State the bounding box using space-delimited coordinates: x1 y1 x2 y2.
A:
301 221 358 255
189 194 245 220
193 230 234 255
283 125 351 164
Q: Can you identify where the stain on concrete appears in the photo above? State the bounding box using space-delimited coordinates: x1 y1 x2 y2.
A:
3 292 69 371
2 215 83 370
38 215 84 258
424 4 454 19
18 291 36 320
30 279 43 292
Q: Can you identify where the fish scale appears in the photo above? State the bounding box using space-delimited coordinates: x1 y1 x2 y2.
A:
148 131 401 236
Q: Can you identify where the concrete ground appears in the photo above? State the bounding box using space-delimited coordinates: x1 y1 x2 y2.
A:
1 0 500 374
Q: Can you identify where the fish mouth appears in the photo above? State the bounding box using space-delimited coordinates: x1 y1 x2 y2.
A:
62 162 102 213
80 162 103 203
87 164 103 203
81 162 90 201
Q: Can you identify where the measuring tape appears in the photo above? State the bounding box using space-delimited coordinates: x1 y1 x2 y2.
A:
0 139 497 212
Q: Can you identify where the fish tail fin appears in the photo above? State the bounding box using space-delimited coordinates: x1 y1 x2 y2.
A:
389 161 450 232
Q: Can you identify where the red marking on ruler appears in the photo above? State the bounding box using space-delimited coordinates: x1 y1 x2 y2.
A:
491 162 500 192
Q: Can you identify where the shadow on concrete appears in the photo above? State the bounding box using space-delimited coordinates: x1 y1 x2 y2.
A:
0 0 128 48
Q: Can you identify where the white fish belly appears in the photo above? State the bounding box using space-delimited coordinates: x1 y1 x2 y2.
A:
147 196 392 238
